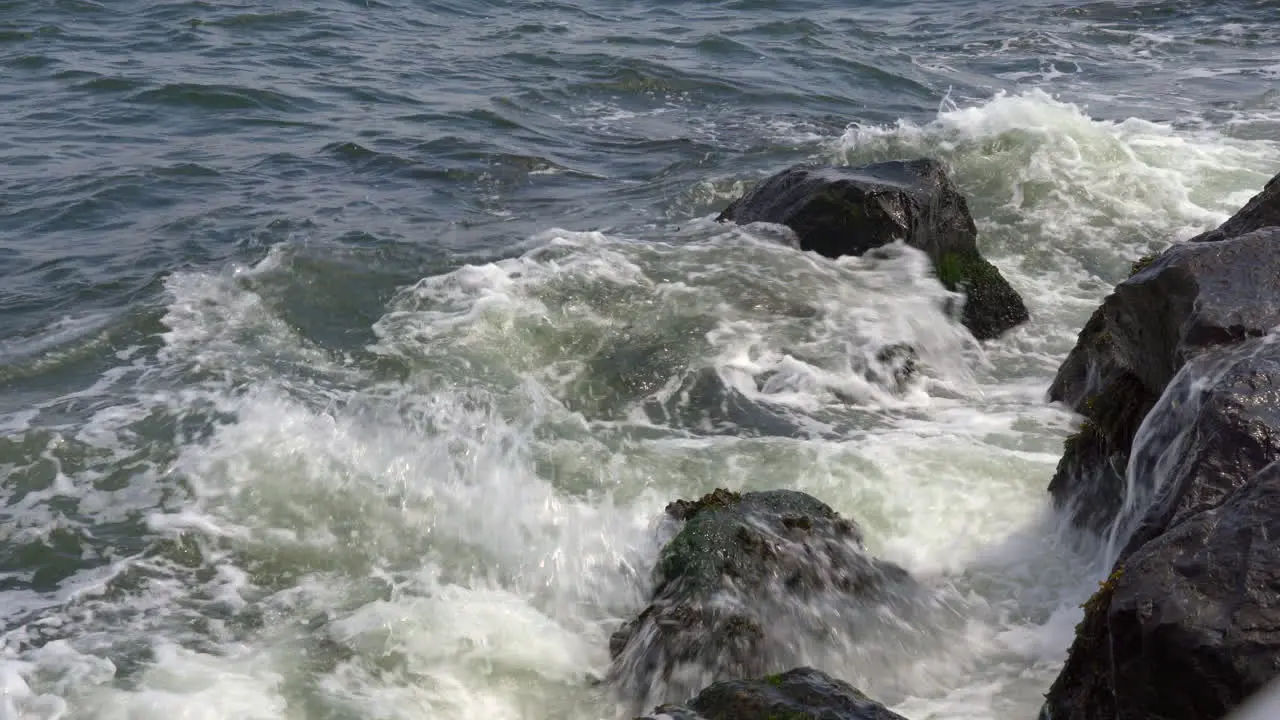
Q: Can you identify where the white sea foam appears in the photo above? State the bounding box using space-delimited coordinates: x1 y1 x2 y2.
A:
3 88 1279 720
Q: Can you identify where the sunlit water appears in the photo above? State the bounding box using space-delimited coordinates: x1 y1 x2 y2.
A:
2 1 1279 718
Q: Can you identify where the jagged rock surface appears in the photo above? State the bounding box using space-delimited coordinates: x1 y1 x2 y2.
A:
1042 171 1280 720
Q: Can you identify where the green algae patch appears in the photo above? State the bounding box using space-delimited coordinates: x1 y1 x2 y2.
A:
655 489 840 594
933 248 1030 340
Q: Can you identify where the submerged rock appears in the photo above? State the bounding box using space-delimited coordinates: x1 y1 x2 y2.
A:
716 159 1028 340
608 488 913 711
1042 171 1280 719
567 319 710 421
870 342 920 394
637 706 707 720
642 367 809 438
639 667 908 720
643 343 921 438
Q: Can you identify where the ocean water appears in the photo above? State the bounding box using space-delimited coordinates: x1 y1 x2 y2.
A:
2 1 1279 718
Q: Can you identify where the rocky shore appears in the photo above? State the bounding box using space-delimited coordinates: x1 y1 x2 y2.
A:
1040 173 1280 720
607 161 1280 720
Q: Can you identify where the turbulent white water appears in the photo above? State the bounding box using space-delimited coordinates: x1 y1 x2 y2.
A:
2 91 1279 720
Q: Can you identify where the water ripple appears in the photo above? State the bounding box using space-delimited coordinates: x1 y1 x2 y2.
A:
128 83 318 112
1 3 1279 713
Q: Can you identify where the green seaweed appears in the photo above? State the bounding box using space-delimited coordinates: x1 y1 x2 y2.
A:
934 248 1004 294
1082 565 1124 615
666 488 742 521
1062 417 1099 452
654 489 840 594
935 251 967 290
1075 565 1125 637
1129 253 1158 277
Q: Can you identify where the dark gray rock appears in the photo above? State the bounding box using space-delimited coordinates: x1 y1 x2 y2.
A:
609 489 914 712
639 667 908 720
1042 169 1280 720
1120 338 1280 558
1043 339 1280 720
1047 225 1280 534
716 159 1028 340
636 706 708 720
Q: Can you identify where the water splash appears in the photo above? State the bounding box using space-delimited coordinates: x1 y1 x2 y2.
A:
3 86 1279 720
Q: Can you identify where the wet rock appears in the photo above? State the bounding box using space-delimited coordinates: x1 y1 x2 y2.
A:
609 488 913 711
1044 341 1280 720
643 343 920 439
716 158 1028 340
638 667 908 720
1047 224 1280 533
567 318 712 421
873 343 919 393
636 706 708 720
1043 171 1280 720
643 367 808 438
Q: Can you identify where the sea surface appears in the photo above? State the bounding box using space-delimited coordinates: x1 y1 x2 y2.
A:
2 1 1279 718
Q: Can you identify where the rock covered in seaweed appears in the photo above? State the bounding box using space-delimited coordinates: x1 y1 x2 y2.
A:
716 158 1028 341
638 667 908 720
609 488 914 712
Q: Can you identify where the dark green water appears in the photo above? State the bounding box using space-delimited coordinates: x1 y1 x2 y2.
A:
1 1 1278 718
